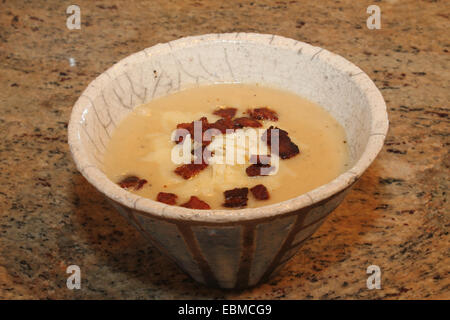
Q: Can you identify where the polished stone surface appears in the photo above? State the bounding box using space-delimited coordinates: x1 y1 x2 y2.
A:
0 0 448 299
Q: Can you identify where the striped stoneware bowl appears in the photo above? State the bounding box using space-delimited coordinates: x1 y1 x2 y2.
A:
68 33 388 289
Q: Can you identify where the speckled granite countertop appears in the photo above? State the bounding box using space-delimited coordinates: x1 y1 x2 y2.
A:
0 0 448 299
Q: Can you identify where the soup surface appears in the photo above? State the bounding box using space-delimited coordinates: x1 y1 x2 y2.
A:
103 83 349 209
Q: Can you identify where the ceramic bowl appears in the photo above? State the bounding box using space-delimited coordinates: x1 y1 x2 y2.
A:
68 33 388 289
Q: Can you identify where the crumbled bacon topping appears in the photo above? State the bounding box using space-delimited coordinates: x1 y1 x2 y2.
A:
193 117 211 145
213 107 237 119
246 164 275 177
248 107 279 121
246 154 274 176
262 126 300 159
175 111 266 147
118 175 147 190
157 192 178 205
209 117 235 134
223 187 249 208
174 163 208 180
174 117 211 145
250 184 270 200
180 196 211 210
233 117 262 128
249 154 271 164
174 122 194 144
169 106 298 207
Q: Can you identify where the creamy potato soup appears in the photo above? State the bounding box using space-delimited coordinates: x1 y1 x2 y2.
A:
103 84 349 209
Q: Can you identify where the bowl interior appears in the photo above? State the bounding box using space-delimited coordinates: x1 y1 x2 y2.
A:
68 33 388 222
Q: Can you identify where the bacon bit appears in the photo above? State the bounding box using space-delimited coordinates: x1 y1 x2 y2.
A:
136 179 147 190
118 175 147 190
175 114 263 145
176 122 194 132
210 117 235 134
191 145 213 164
248 107 279 121
246 164 275 177
193 117 211 144
157 192 178 205
249 154 271 164
247 154 275 176
213 107 237 119
174 117 211 144
174 163 208 180
180 196 211 210
223 187 249 208
250 184 270 200
202 127 221 145
174 122 194 144
233 117 262 128
262 126 300 159
197 116 210 129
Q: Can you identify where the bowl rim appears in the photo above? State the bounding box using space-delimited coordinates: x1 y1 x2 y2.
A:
68 32 389 224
